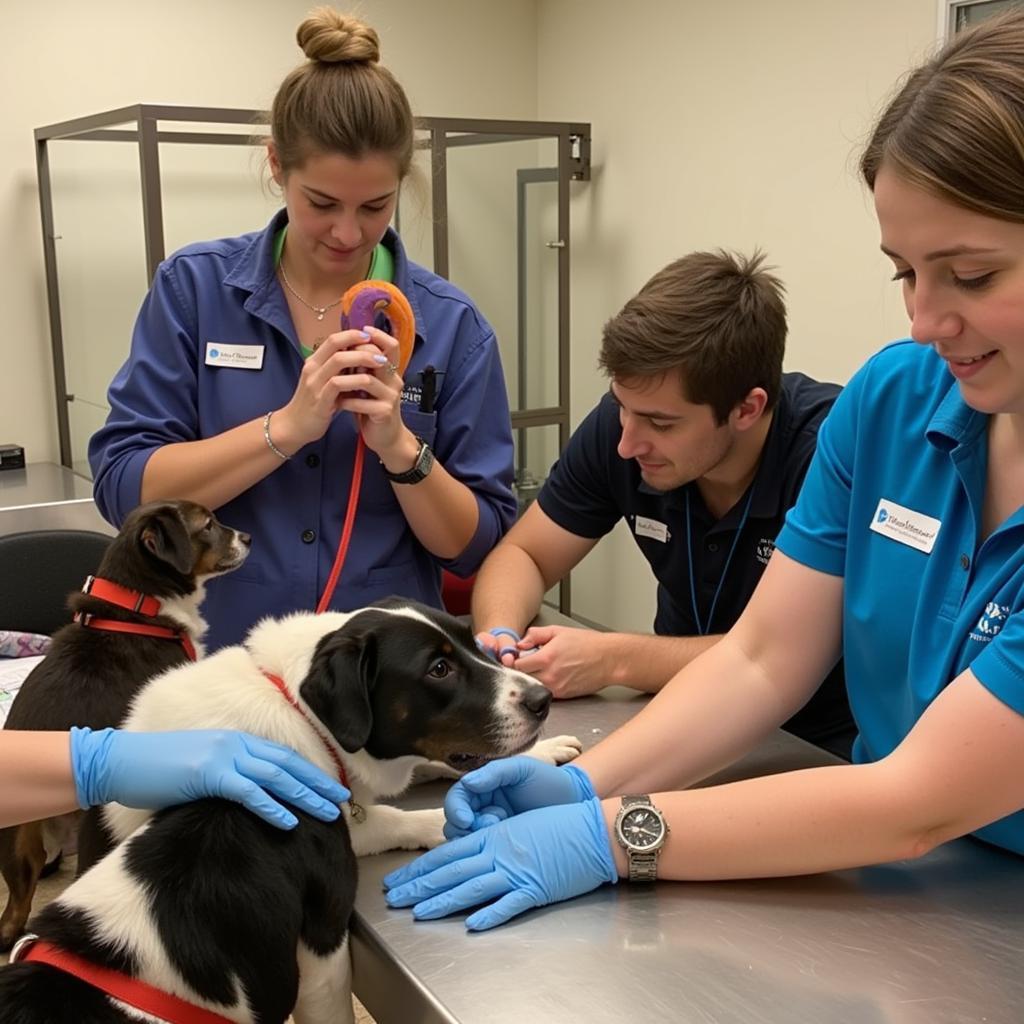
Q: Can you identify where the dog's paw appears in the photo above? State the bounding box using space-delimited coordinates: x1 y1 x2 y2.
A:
524 734 583 765
411 759 461 783
402 808 447 850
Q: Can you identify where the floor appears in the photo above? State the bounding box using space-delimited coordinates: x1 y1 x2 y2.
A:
0 855 376 1022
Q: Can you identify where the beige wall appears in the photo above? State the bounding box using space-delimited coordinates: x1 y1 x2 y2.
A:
0 0 539 467
4 0 947 633
536 0 939 632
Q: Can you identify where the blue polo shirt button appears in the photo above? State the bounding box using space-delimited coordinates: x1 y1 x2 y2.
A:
707 541 719 553
301 529 316 544
960 553 970 570
305 453 321 468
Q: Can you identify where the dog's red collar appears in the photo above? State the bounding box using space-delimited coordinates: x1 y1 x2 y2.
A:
76 575 196 661
82 575 162 617
262 671 355 799
74 613 197 662
10 934 236 1024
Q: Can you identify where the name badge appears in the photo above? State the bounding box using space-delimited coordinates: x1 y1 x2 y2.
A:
634 515 669 543
205 343 265 370
869 498 941 554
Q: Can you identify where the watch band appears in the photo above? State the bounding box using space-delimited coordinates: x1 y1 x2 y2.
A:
382 438 434 484
628 850 659 882
619 794 665 883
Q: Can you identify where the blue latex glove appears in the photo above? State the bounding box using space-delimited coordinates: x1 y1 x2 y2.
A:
385 797 618 930
70 727 349 831
443 755 596 840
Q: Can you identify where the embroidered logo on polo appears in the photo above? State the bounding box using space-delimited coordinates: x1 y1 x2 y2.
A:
869 499 941 554
204 342 265 369
755 538 775 565
970 602 1010 644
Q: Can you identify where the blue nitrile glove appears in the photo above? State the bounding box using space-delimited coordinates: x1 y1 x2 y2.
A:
384 797 617 930
443 755 596 840
69 727 349 831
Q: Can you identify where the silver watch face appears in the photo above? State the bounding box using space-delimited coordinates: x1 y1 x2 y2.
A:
618 806 665 850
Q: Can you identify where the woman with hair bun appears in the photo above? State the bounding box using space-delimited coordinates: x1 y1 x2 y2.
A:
384 10 1024 930
90 8 517 650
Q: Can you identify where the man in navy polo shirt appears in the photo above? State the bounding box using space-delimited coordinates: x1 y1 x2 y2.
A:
474 250 855 758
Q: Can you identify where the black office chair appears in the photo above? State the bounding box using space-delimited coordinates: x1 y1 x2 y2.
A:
0 530 113 636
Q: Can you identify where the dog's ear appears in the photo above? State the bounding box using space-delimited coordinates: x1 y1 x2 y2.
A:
300 629 378 752
139 507 194 575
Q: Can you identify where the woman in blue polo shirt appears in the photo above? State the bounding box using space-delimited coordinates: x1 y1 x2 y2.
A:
383 11 1024 929
89 9 515 650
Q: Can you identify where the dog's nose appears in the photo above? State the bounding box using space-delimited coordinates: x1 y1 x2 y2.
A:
521 683 552 719
238 532 252 548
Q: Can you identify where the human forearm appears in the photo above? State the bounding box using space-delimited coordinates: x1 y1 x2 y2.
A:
471 542 548 636
600 760 933 881
596 632 723 692
510 627 723 699
577 555 843 795
141 416 289 510
1 728 349 832
576 634 805 796
388 446 480 559
1 732 78 828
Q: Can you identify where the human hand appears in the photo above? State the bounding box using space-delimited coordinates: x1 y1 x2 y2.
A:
442 754 595 840
331 325 413 460
384 798 617 930
272 328 392 451
474 626 524 666
70 727 350 830
513 625 608 698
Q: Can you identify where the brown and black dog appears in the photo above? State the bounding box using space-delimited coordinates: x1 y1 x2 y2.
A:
0 499 249 951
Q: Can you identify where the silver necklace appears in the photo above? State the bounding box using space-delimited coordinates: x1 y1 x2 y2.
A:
279 262 343 322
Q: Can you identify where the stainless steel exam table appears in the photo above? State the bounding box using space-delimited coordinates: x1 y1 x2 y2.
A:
352 684 1022 1024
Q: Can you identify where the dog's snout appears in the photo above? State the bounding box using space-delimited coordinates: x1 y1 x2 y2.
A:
237 531 252 548
521 683 552 719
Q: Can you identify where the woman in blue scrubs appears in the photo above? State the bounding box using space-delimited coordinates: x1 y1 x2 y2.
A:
384 11 1024 930
89 9 516 650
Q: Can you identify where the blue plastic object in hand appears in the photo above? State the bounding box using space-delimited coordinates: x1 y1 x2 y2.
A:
70 727 349 830
442 755 596 840
384 797 617 930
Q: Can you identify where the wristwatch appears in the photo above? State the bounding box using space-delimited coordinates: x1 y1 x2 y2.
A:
382 437 434 484
613 795 670 882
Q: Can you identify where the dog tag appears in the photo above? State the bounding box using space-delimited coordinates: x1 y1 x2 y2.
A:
349 801 367 824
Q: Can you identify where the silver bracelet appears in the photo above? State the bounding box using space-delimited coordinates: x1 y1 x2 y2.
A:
263 411 290 461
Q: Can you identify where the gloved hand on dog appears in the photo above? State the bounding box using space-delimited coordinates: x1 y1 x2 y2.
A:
70 727 350 830
384 798 617 930
442 755 596 840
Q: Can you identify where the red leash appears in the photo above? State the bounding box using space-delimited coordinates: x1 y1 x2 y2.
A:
315 437 365 614
12 936 236 1024
314 281 415 614
75 575 196 661
262 671 350 791
261 670 364 822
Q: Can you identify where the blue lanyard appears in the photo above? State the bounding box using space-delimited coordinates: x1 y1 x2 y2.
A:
685 483 757 636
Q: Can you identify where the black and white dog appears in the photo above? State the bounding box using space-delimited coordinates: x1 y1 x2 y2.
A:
0 499 249 952
0 599 579 1024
